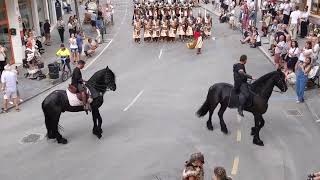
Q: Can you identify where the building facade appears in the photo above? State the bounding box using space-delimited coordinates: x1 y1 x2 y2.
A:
0 0 63 64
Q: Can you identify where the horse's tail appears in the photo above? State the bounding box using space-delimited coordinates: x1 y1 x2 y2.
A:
197 88 211 117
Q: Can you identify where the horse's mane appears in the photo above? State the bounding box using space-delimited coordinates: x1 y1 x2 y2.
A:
251 71 278 89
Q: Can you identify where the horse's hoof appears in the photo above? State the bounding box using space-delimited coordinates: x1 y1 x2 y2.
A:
221 127 229 134
207 122 214 131
57 137 68 144
253 137 264 146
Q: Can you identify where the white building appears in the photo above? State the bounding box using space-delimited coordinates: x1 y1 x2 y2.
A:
0 0 63 64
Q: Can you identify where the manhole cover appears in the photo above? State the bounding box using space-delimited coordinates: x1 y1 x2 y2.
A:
20 133 43 144
285 109 302 116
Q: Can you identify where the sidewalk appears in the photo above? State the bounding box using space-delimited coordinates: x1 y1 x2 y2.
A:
200 2 320 121
0 2 108 112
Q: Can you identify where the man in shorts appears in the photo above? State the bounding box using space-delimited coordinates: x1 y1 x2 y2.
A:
1 65 19 113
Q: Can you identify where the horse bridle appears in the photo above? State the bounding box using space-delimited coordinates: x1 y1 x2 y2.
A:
273 77 286 93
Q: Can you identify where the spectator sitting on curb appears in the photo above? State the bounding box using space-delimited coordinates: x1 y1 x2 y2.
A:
213 166 232 180
240 26 261 48
1 64 20 113
84 38 96 57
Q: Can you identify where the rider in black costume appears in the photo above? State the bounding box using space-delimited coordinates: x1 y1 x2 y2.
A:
233 55 254 117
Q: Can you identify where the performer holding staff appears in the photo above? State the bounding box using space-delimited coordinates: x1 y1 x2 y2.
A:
133 17 142 43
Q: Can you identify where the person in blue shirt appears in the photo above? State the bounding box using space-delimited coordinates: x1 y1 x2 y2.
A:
76 31 84 57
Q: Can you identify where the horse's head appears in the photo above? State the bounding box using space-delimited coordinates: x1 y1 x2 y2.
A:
274 69 288 92
105 66 117 91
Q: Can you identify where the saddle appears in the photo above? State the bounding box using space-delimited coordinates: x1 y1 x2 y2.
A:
231 85 254 108
68 84 92 104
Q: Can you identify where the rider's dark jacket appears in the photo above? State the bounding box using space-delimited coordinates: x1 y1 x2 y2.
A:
71 67 83 91
233 63 253 92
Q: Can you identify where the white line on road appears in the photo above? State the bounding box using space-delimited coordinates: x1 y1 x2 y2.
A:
237 114 242 123
84 39 113 70
158 49 163 59
231 156 240 175
236 130 241 142
123 90 144 112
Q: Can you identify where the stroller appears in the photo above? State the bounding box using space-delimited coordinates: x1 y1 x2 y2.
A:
23 49 46 80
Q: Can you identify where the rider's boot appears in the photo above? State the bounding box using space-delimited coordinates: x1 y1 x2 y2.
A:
238 94 245 117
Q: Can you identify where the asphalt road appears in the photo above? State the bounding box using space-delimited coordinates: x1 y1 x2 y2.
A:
0 1 320 180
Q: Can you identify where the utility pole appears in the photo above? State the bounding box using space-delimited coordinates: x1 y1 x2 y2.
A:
74 0 82 29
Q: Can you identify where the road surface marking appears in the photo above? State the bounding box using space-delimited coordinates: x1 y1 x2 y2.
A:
231 156 239 175
84 39 113 70
237 114 241 123
158 49 163 59
123 90 144 111
316 119 320 123
236 130 241 142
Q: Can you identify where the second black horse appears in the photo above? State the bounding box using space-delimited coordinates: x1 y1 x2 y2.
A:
197 69 288 146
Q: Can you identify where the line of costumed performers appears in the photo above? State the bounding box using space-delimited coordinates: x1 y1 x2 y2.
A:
132 2 212 54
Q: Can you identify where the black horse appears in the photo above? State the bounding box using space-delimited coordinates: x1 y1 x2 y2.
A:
197 69 288 146
42 66 116 144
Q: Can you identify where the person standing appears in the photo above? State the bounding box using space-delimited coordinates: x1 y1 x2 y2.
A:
194 28 203 55
76 31 84 58
57 17 65 43
289 6 301 40
282 0 291 25
1 64 19 113
0 44 7 77
295 57 312 103
69 33 79 64
43 19 51 46
182 152 205 180
300 6 309 38
67 16 74 37
274 35 286 69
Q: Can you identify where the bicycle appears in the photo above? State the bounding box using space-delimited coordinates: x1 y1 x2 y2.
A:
58 57 71 82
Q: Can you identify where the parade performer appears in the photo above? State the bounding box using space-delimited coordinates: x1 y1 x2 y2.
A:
160 19 169 41
182 152 205 180
194 27 203 55
152 18 160 42
133 18 142 43
144 18 152 42
177 16 186 41
204 14 212 38
186 16 194 40
168 17 177 42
